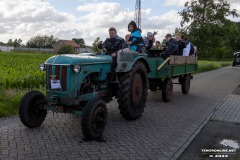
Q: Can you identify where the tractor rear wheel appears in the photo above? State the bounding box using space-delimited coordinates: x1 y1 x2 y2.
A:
81 98 107 140
181 75 191 94
162 78 173 102
117 61 148 120
19 91 47 128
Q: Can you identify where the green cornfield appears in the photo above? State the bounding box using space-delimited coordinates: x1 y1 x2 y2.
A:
0 52 54 89
0 52 231 89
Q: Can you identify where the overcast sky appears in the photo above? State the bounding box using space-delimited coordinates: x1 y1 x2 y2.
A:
0 0 239 45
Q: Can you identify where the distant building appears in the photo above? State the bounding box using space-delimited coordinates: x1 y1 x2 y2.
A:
79 46 93 53
0 45 14 52
53 40 80 53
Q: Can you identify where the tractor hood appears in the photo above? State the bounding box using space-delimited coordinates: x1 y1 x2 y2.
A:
45 53 112 65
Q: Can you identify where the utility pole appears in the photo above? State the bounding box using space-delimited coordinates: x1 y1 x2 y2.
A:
134 0 141 29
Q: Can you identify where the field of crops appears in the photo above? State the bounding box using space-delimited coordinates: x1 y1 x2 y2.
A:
0 52 232 89
0 52 53 89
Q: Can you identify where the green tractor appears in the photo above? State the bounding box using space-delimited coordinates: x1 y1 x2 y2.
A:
19 52 150 140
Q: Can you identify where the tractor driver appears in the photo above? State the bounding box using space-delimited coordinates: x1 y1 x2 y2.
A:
102 27 125 71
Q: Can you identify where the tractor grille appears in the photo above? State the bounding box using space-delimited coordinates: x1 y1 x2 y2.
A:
46 65 67 91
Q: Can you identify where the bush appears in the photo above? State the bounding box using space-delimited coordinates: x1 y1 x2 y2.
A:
57 45 74 54
198 47 233 61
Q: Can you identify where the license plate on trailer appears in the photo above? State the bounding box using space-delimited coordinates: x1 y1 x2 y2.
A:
51 79 61 89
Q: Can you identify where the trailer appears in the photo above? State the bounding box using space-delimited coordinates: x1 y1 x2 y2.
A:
147 55 198 102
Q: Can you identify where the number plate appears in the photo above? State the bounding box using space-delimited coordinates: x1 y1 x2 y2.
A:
51 80 61 89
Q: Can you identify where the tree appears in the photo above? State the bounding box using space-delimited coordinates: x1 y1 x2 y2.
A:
225 21 240 51
57 45 74 54
7 38 22 50
178 0 239 59
92 37 101 52
26 35 58 48
72 38 86 47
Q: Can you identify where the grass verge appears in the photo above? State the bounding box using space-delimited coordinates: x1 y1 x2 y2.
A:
197 60 232 73
0 86 45 117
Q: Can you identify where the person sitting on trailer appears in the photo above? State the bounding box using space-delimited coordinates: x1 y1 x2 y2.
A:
154 41 161 50
143 31 157 51
161 33 178 58
175 33 186 56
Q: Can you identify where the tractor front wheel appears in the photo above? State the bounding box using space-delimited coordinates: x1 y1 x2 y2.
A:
117 61 148 120
19 91 47 128
81 98 107 140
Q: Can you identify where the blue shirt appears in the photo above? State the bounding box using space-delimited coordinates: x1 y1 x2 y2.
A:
130 30 143 51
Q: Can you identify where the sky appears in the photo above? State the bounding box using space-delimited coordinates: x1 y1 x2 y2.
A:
0 0 239 45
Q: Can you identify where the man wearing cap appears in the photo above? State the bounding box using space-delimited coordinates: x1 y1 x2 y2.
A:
144 31 157 51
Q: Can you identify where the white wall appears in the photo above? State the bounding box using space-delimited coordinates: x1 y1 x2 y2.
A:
0 45 14 51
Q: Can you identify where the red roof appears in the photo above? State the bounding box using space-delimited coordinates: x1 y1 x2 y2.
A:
58 40 80 48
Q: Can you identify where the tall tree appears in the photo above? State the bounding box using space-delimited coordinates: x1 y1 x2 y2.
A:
179 0 239 59
7 38 22 50
72 38 86 47
92 37 101 52
26 35 58 48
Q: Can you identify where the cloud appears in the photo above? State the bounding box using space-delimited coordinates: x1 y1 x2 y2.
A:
163 0 187 7
0 0 194 45
0 0 77 43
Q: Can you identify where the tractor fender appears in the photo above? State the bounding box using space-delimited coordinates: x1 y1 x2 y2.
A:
115 56 151 73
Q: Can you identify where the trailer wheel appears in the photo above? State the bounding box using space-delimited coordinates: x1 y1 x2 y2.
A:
19 91 47 128
162 78 173 102
181 75 191 94
117 61 148 120
81 98 107 140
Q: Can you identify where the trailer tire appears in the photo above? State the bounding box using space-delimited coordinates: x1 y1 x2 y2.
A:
181 75 191 94
117 61 148 120
19 91 47 128
162 78 173 102
81 98 107 140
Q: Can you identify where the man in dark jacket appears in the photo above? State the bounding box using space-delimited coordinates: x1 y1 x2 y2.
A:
162 33 178 56
102 27 125 70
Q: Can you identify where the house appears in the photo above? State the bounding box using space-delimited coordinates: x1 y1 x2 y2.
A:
79 46 93 53
53 40 80 53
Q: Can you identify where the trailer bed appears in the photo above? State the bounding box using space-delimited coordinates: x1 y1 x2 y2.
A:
147 56 198 79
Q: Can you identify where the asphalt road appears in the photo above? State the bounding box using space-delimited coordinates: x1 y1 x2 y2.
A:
1 66 240 160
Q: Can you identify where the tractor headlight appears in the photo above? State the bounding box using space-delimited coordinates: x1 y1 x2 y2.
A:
73 65 81 73
39 62 45 71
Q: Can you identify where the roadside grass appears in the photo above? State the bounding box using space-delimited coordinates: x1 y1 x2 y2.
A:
0 86 45 117
0 59 232 118
197 60 232 73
